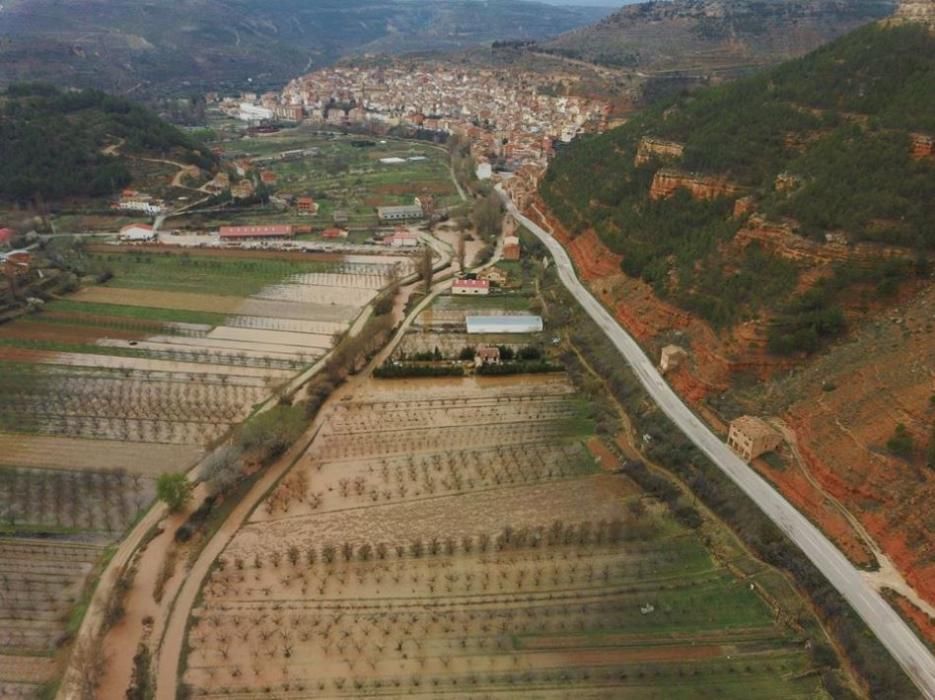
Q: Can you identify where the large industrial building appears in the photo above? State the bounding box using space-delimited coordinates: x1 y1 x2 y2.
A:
377 205 424 222
466 315 543 334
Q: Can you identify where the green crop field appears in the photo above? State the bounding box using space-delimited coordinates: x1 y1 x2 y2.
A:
221 131 461 228
87 250 332 297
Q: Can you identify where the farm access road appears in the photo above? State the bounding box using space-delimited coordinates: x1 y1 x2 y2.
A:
498 186 935 700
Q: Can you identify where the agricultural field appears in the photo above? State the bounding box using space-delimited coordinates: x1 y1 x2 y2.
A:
219 130 461 228
0 246 404 696
182 375 827 698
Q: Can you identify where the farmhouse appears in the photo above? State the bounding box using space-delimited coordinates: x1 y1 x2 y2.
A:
478 267 509 286
466 315 543 334
474 345 501 367
452 279 490 295
231 180 256 200
219 225 295 240
117 191 165 216
727 416 782 462
377 204 425 222
384 229 419 248
502 235 521 261
119 224 156 242
296 197 318 215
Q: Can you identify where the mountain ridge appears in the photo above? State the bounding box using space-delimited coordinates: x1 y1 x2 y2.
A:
536 0 897 78
0 0 609 97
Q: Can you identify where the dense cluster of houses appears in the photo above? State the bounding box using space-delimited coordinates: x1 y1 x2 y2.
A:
218 63 608 174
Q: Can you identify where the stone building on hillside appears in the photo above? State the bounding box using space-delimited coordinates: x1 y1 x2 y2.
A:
727 416 782 462
659 345 688 374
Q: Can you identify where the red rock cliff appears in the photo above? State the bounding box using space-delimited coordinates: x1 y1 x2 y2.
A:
649 168 743 201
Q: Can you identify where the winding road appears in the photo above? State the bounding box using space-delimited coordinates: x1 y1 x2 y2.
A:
498 186 935 700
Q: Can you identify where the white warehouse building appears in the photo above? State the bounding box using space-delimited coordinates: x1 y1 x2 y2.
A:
466 315 543 334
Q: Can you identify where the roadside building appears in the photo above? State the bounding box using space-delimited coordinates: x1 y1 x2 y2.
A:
466 315 543 334
502 235 521 261
452 279 490 296
727 416 782 462
659 345 688 374
333 210 349 225
119 224 156 242
322 227 348 239
296 197 319 215
218 225 294 241
377 204 424 222
474 345 501 367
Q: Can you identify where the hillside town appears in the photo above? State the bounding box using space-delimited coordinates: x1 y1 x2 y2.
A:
217 62 610 179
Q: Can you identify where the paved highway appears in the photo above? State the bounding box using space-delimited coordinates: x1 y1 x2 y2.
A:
499 187 935 699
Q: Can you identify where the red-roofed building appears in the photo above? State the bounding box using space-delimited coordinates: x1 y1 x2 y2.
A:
452 278 490 296
383 228 419 248
297 197 318 215
219 225 294 240
322 227 348 239
0 228 15 246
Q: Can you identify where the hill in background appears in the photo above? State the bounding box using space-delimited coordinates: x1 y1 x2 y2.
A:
0 0 608 98
0 84 216 202
533 0 895 101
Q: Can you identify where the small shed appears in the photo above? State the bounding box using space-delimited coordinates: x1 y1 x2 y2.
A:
659 345 688 374
502 235 521 261
474 345 501 367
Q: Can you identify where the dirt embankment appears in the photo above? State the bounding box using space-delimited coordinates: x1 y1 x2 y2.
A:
528 196 795 400
772 287 935 617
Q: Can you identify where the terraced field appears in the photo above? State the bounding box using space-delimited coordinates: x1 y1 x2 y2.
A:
0 248 404 696
182 376 827 698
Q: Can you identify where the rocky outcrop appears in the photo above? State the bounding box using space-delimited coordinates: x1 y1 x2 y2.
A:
735 215 912 266
649 168 743 201
910 132 935 160
774 172 802 192
733 195 756 218
634 137 684 166
891 0 935 26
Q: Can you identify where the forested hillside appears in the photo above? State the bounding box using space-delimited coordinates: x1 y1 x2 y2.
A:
541 23 934 354
0 84 216 202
